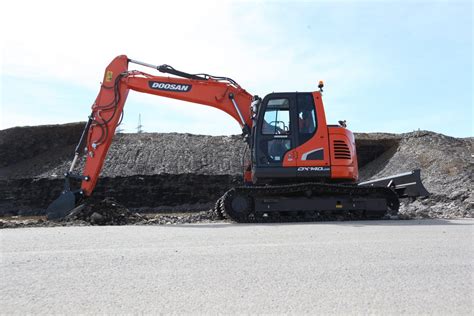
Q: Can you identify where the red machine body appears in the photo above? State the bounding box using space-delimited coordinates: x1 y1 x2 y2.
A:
80 55 358 196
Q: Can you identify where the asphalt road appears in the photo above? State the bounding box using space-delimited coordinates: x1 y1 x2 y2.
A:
1 219 473 314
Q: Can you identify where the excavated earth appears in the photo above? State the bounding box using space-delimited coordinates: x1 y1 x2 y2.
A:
0 122 472 227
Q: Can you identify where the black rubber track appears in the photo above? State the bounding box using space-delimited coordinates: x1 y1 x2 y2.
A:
218 182 399 223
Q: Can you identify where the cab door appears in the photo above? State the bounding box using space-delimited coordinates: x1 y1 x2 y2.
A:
253 93 298 180
292 92 331 178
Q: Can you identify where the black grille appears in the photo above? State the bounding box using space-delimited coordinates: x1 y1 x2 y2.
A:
333 140 351 160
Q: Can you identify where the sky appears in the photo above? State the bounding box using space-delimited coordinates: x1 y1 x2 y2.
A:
1 0 472 137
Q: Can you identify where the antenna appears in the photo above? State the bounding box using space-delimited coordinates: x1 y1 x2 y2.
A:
137 113 143 133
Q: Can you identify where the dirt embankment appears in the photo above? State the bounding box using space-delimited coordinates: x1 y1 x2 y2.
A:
0 123 84 169
0 123 472 220
358 131 473 218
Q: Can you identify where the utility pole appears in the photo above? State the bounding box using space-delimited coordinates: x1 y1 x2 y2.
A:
137 113 143 133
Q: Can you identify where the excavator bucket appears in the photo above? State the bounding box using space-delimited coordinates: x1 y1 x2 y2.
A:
46 116 94 220
358 169 430 198
46 190 76 220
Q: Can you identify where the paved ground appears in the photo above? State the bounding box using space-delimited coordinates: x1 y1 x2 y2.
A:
1 219 473 314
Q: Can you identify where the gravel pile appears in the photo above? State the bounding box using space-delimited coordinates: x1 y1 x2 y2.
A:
65 197 222 226
0 129 246 180
0 197 222 228
399 193 473 219
65 197 144 225
359 131 473 218
0 123 472 222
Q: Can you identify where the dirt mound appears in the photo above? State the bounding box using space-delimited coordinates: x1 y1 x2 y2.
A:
0 131 246 179
0 198 221 228
0 123 84 168
0 174 238 217
1 126 427 181
355 133 401 168
0 123 472 219
65 197 144 225
400 193 472 219
359 131 473 218
359 131 472 194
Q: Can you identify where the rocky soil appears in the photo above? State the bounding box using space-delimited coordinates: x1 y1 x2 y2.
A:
358 131 473 218
0 124 247 180
0 123 472 226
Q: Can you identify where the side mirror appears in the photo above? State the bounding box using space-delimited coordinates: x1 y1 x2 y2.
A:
251 97 261 119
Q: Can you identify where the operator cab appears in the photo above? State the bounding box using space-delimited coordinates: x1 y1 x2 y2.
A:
251 92 323 183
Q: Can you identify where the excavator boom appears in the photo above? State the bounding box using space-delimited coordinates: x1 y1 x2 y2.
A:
47 55 253 219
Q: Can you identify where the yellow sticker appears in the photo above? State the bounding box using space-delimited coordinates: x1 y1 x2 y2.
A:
105 70 113 82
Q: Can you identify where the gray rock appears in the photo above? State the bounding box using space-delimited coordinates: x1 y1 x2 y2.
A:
90 212 104 225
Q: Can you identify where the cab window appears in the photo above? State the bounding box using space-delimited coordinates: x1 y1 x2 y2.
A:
261 98 290 135
297 93 317 144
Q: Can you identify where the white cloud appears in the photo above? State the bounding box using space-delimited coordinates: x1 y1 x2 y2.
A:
1 0 377 134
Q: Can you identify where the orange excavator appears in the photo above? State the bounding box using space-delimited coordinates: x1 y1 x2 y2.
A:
46 55 429 222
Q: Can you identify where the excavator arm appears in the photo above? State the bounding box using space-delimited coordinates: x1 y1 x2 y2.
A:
46 55 254 219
